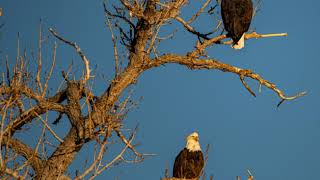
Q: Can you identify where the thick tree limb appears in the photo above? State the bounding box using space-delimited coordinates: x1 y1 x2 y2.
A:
4 100 65 136
39 127 82 179
147 54 306 101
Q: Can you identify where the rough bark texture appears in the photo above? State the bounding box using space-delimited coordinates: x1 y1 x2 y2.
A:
39 127 80 179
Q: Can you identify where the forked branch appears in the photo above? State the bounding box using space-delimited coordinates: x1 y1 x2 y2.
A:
148 54 306 103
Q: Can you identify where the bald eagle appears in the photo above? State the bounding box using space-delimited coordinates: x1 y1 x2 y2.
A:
173 132 204 179
221 0 253 49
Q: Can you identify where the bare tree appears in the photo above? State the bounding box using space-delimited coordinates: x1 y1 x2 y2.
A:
0 0 305 179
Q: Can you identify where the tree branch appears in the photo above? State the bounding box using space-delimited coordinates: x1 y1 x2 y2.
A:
220 32 288 45
89 128 137 179
4 100 65 136
147 54 306 102
49 28 92 83
1 167 24 179
1 137 44 175
39 127 82 179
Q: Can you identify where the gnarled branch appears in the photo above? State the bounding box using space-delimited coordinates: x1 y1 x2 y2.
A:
148 54 306 102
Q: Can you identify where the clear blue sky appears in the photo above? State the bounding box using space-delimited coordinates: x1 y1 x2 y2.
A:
1 0 320 179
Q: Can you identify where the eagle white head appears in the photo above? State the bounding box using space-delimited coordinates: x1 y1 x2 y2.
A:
185 132 201 152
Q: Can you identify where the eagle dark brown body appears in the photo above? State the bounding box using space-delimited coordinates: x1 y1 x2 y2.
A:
221 0 253 49
173 148 204 179
172 132 204 179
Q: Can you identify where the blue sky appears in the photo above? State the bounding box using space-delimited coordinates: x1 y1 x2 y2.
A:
1 0 320 179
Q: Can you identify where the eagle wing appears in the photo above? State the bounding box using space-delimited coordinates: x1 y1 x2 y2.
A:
173 148 204 179
221 0 253 43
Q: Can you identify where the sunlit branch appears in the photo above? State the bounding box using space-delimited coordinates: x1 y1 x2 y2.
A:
89 128 137 180
220 32 288 45
42 41 57 97
175 16 212 40
49 28 92 83
36 112 63 143
105 14 120 77
148 54 306 103
74 128 111 180
36 22 43 93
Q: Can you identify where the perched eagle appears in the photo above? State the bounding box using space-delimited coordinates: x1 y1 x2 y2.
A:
173 132 204 179
221 0 253 49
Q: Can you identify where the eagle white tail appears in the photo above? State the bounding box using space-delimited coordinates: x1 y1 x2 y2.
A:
232 34 245 49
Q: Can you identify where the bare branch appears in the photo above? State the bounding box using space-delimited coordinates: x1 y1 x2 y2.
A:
5 56 10 85
36 22 43 93
175 16 212 40
189 32 288 57
119 0 144 18
240 73 256 97
74 127 112 180
247 169 254 180
105 15 120 77
48 28 92 83
1 137 44 175
89 128 137 179
148 54 306 102
220 32 288 45
4 98 65 136
187 0 212 24
42 41 57 97
36 112 64 143
114 127 142 157
1 167 24 179
103 3 136 31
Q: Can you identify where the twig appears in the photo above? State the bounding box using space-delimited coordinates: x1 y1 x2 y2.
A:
89 128 137 180
240 71 256 97
147 24 162 54
114 127 142 157
103 3 136 31
36 22 43 93
175 17 212 40
74 127 112 180
247 169 253 180
187 0 212 24
5 56 10 85
105 15 120 77
36 112 63 143
2 167 24 179
42 41 57 97
48 28 91 83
